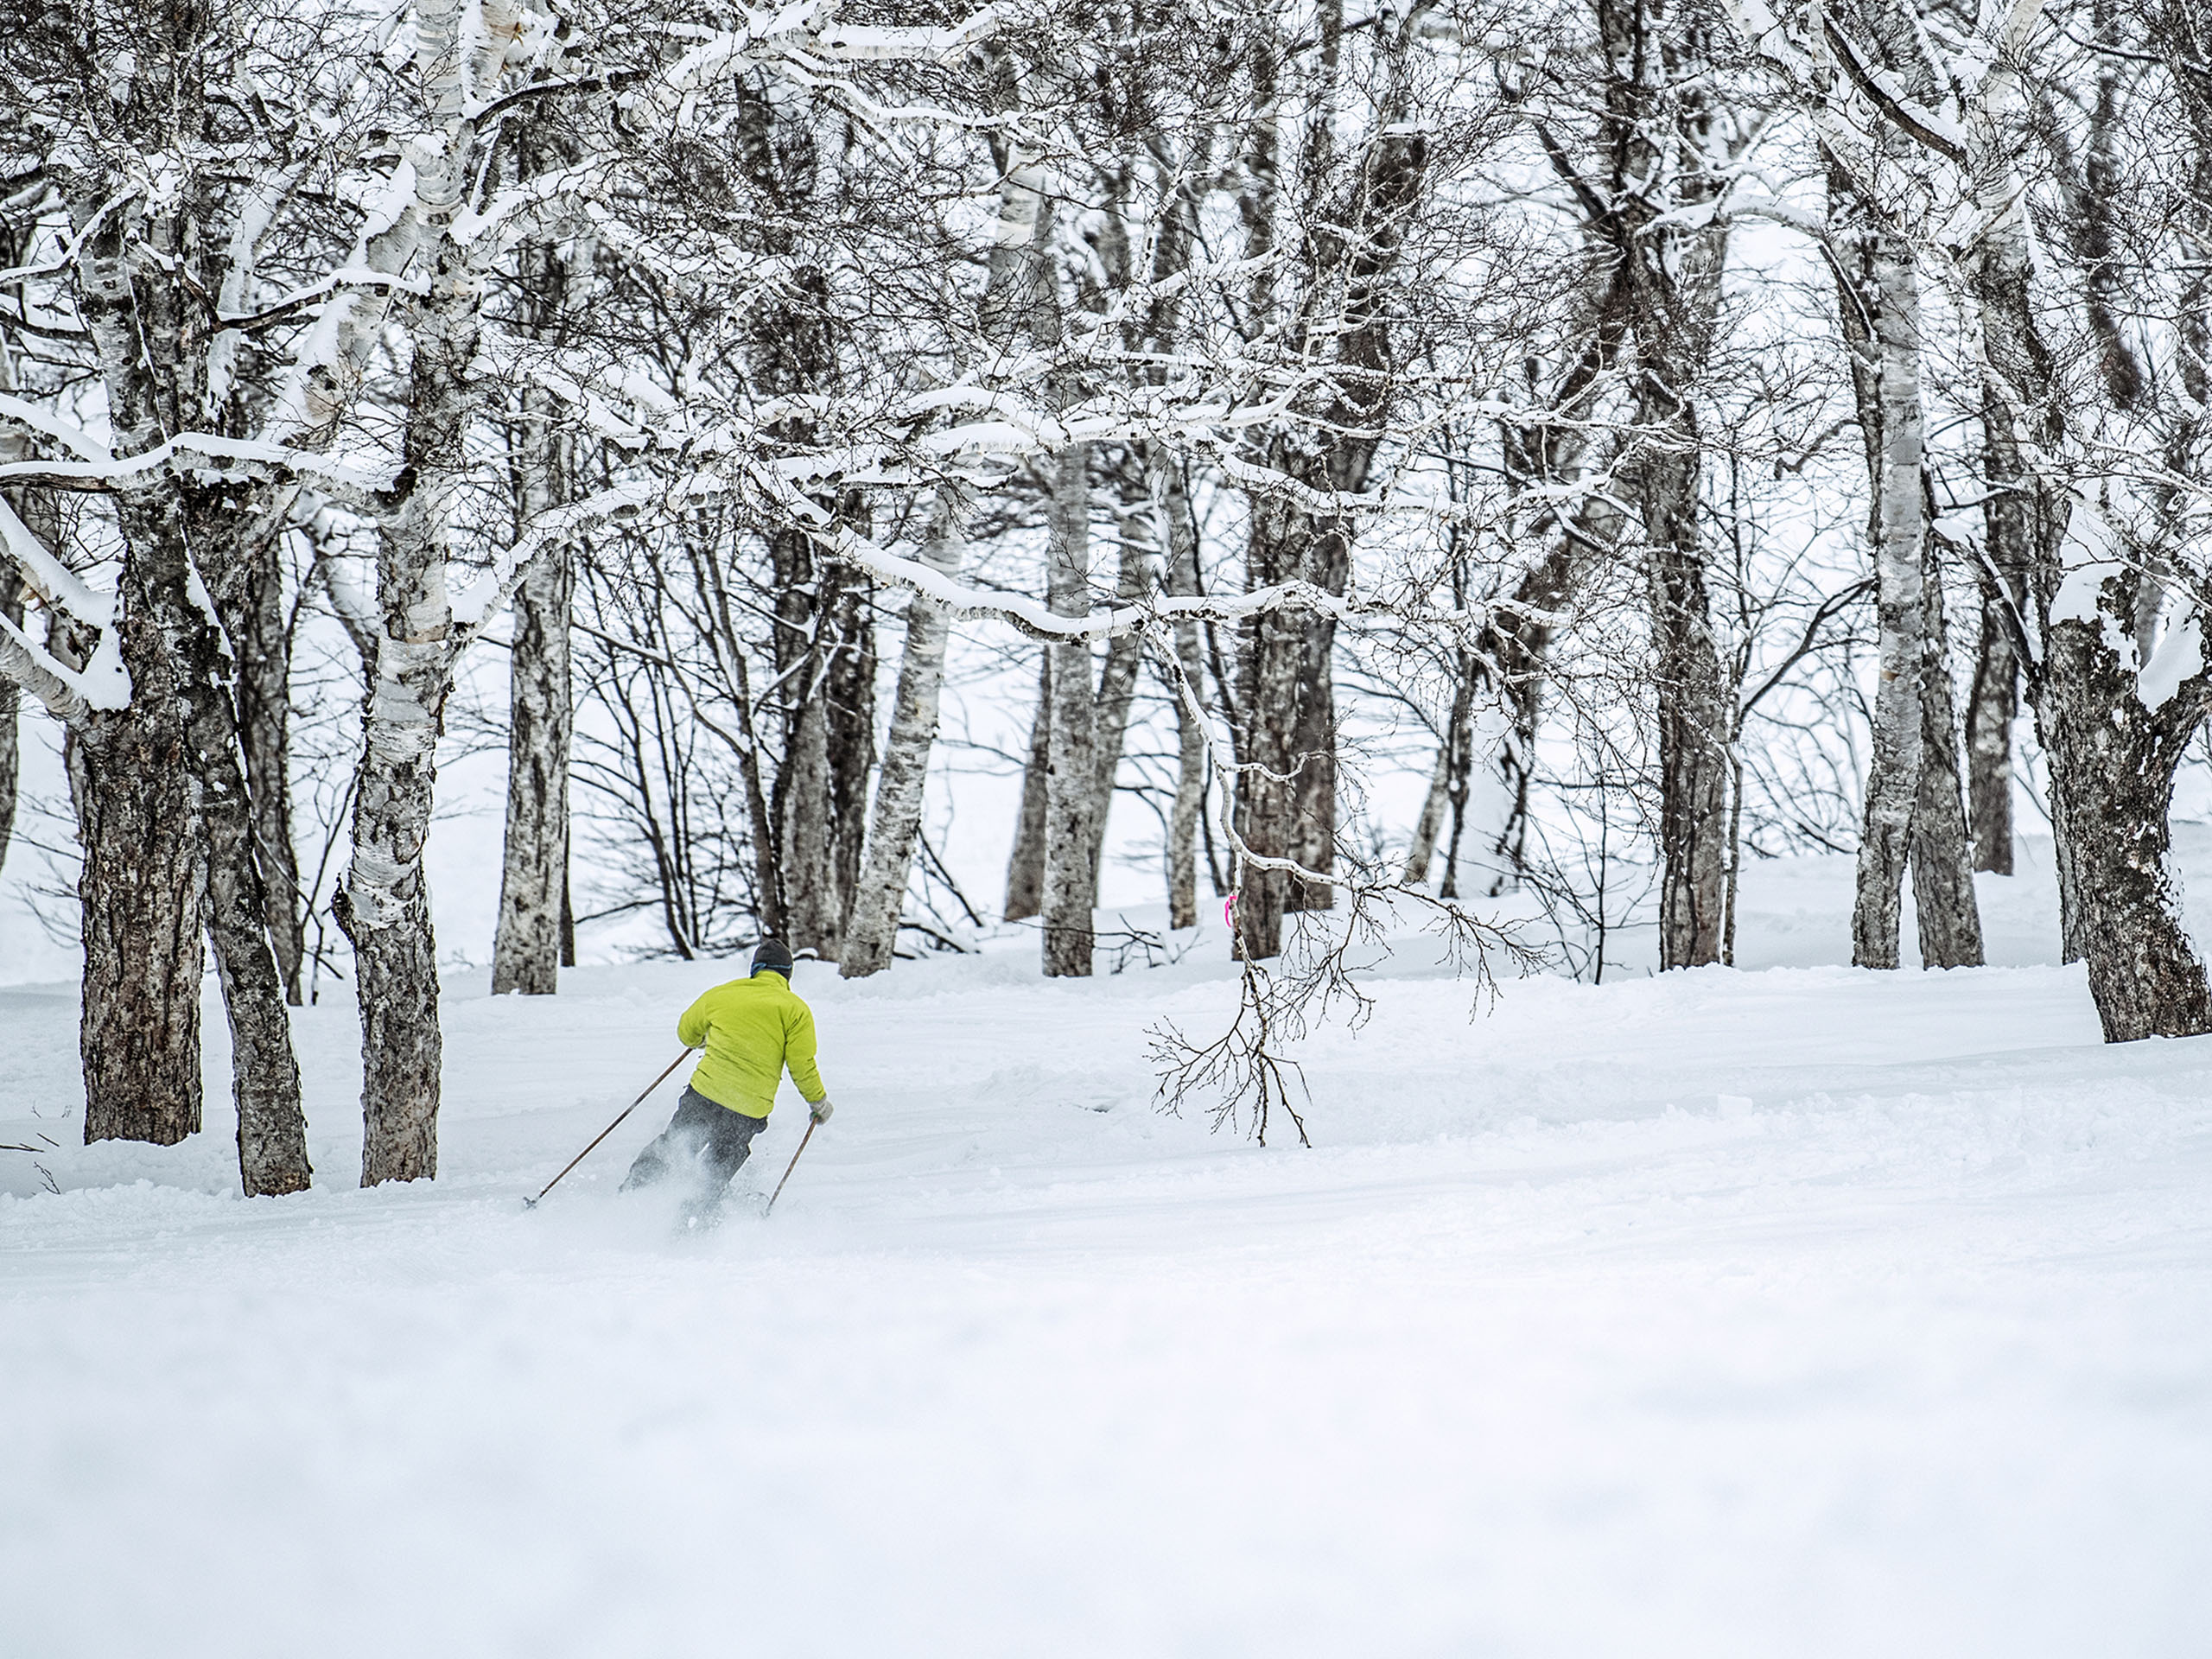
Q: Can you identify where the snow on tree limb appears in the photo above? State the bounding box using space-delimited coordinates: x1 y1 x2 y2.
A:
0 431 391 501
0 496 113 632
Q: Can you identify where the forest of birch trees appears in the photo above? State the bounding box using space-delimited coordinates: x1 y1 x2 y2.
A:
4 0 2211 1185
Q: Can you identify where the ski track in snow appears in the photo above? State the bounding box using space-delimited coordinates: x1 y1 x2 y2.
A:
4 856 2212 1656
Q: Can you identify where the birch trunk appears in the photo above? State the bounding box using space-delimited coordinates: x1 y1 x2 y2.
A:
1233 497 1310 963
2035 605 2211 1039
1965 587 2020 876
0 235 25 874
492 227 579 995
1082 498 1152 906
337 0 481 1184
1847 226 1929 971
1474 531 1592 898
236 537 305 1005
0 379 44 876
1405 671 1476 888
1974 178 2212 1037
770 558 874 961
1155 457 1207 931
1643 454 1729 969
824 575 876 928
1964 321 2035 886
840 497 965 978
1225 8 1430 959
1041 443 1100 977
72 188 310 1176
1404 744 1452 887
1287 528 1348 914
194 507 307 1006
1604 0 1737 970
1001 654 1049 920
9 218 203 1145
491 527 570 995
0 566 16 872
340 463 457 1182
1126 120 1212 933
73 606 204 1147
981 91 1058 933
1908 570 1985 968
175 533 311 1193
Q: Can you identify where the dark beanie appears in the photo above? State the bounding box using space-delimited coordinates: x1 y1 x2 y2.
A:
751 938 795 978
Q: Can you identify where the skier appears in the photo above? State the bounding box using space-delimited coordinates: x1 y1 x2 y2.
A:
620 938 833 1212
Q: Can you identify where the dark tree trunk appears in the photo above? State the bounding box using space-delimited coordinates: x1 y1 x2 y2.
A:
1232 497 1313 963
200 518 306 1005
769 534 875 960
491 131 591 995
737 72 865 961
1967 427 2029 877
1971 100 2209 1037
74 599 204 1148
493 530 571 995
0 231 44 880
2033 613 2210 1039
1643 454 1729 969
1603 0 1733 970
1286 527 1348 914
175 531 311 1194
66 150 308 1179
492 239 580 999
139 498 311 1187
1909 569 1985 969
0 560 21 874
1229 10 1427 961
824 573 877 925
1005 651 1050 923
1965 589 2019 876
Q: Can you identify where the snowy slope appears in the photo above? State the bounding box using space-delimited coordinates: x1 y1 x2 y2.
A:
4 854 2211 1656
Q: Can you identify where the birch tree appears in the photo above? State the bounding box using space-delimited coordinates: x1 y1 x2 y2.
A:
2 0 315 1192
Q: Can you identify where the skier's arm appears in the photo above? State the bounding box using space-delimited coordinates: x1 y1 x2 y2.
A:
676 991 713 1051
784 1005 827 1103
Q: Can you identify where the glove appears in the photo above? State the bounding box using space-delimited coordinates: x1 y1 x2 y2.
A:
810 1097 835 1125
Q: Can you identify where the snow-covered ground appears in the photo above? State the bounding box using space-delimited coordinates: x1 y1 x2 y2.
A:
5 848 2212 1656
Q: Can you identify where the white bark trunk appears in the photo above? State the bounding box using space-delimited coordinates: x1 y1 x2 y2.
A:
1154 456 1208 931
1082 500 1151 907
1404 747 1452 887
492 530 571 995
1850 229 1929 971
1041 443 1100 978
1004 652 1050 922
492 236 585 996
840 494 966 978
337 0 481 1184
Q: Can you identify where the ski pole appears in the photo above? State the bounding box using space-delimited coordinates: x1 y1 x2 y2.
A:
763 1118 818 1217
524 1047 694 1209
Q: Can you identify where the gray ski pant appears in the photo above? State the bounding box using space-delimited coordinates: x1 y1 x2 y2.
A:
620 1086 767 1193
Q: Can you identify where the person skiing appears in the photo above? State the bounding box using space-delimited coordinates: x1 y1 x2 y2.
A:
621 939 833 1211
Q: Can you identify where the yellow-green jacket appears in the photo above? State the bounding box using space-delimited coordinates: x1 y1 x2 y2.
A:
677 970 827 1119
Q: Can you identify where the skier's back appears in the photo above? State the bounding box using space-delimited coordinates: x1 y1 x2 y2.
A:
621 939 832 1204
